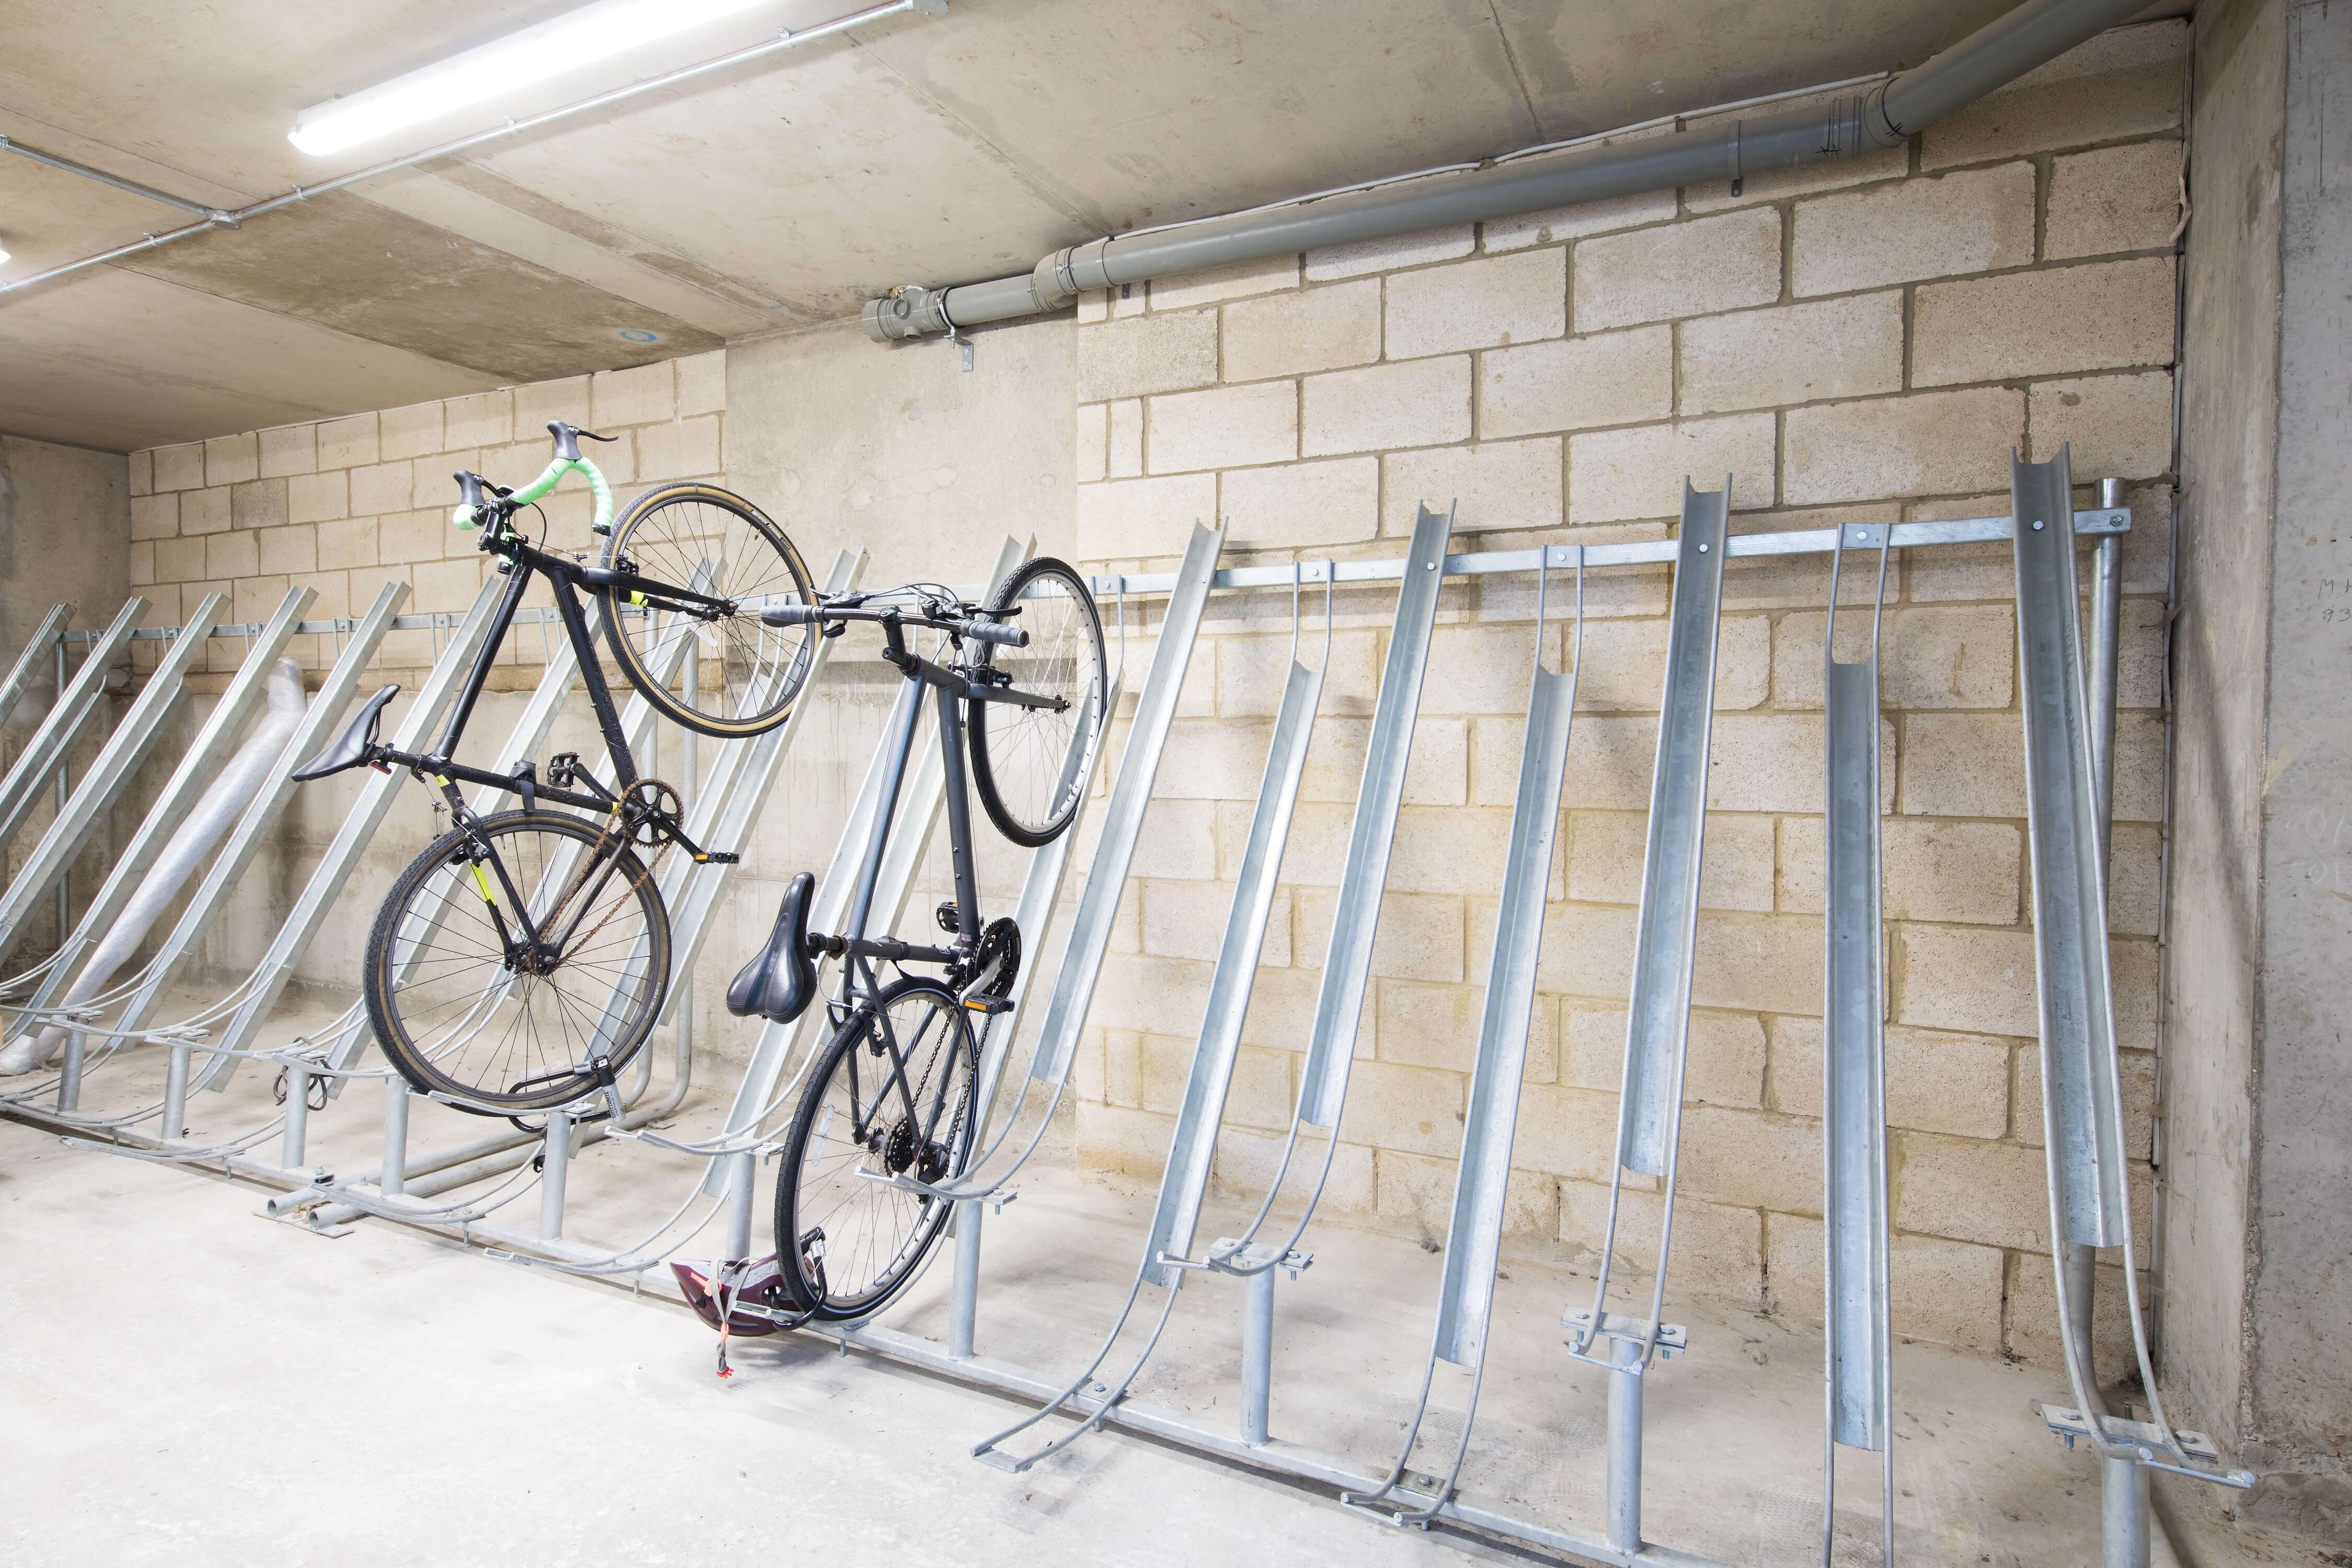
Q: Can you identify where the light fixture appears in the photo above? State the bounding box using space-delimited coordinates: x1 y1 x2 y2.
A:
0 236 10 264
289 0 780 157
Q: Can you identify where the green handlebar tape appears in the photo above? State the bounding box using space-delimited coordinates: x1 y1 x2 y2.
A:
466 456 614 535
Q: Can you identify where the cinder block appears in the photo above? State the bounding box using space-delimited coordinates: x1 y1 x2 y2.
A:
1678 293 1904 416
675 352 725 417
1151 718 1277 802
1514 1085 1621 1182
1210 1128 1378 1216
1895 924 2037 1039
204 432 258 488
153 536 205 584
1305 226 1472 282
1913 258 2175 386
1077 472 1217 561
316 414 377 470
1077 310 1220 401
378 508 447 567
1771 1018 2010 1139
1143 879 1280 964
258 424 317 479
1559 1180 1765 1307
1076 1101 1171 1179
1563 1005 1765 1107
128 450 152 497
1784 388 2025 506
1218 629 1378 719
1222 279 1381 382
1219 456 1379 550
1557 715 1661 812
349 461 415 518
205 530 258 580
229 573 291 629
1421 624 1571 714
1901 711 2024 817
1894 1129 2048 1251
1708 713 1839 814
316 517 378 571
1567 811 1774 913
1574 207 1781 332
152 443 205 492
2108 821 2161 938
2047 140 2185 260
515 376 591 434
1535 902 1639 1001
1385 248 1566 359
1479 326 1672 441
1148 382 1297 474
1792 163 2036 297
1774 604 2015 710
1573 613 1769 712
1336 1059 1467 1158
1133 797 1218 881
1376 1150 1557 1242
1922 20 2186 170
1296 714 1461 806
1074 402 1106 483
1768 1218 2005 1352
1782 816 2022 926
1151 253 1298 312
1567 412 1775 522
1721 507 1903 612
1106 398 1143 478
232 478 287 531
2029 372 2173 480
1484 189 1676 251
2009 1250 2148 1382
374 401 441 462
130 493 178 541
636 415 721 479
1301 356 1470 456
257 524 316 577
1295 889 1463 983
180 488 231 536
1383 437 1561 537
128 543 154 586
591 363 674 429
1692 912 1824 1015
1088 954 1213 1040
1378 981 1480 1071
2012 1040 2160 1163
1677 1103 1820 1213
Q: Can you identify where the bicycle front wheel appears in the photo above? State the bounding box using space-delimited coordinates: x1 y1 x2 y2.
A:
365 811 671 1113
773 978 978 1320
968 556 1106 847
598 482 817 739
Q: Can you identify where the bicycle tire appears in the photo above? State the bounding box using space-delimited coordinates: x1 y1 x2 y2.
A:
365 810 671 1113
772 977 979 1320
968 556 1106 847
597 482 818 739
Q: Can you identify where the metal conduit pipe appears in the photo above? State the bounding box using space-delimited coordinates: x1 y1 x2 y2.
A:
865 0 2152 341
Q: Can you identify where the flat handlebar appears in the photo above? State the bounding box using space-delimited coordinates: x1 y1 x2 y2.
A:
760 600 1027 648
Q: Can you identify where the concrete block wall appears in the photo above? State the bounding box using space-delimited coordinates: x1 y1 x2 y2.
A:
1068 21 2186 1373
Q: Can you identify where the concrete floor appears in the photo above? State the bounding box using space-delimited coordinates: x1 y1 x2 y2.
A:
0 999 2328 1567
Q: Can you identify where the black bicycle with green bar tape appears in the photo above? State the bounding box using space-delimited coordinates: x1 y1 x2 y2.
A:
291 420 819 1114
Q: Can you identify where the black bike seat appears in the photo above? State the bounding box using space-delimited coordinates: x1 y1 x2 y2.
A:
291 684 399 782
728 871 818 1025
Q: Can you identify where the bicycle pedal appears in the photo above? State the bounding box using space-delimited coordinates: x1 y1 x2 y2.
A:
962 995 1013 1017
695 851 741 865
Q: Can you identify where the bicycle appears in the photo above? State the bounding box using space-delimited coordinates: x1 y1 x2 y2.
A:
719 563 1106 1322
291 420 821 1115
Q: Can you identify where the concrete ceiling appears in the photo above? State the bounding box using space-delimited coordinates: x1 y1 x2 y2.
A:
0 0 2031 452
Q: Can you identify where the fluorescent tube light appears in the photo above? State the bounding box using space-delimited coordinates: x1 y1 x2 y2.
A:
290 0 779 156
0 237 11 264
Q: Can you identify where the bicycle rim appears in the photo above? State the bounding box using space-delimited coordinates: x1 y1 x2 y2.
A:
599 483 816 738
366 811 670 1112
969 557 1105 847
775 979 977 1318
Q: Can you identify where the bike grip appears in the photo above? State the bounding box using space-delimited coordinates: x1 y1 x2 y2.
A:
758 603 820 628
964 619 1028 648
451 470 488 531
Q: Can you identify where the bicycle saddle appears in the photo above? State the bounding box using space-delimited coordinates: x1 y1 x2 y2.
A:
728 871 817 1025
291 684 400 781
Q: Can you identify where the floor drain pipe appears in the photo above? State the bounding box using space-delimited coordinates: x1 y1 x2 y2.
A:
864 0 2151 342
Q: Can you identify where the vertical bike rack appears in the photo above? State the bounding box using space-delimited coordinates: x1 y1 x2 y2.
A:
0 592 223 962
1344 545 1583 1526
0 598 147 851
1821 523 1894 1562
0 604 72 734
1565 479 1726 1559
3 590 314 1058
2012 447 2252 1566
106 580 413 1129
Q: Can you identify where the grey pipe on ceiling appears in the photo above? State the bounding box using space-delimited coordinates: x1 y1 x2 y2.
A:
863 0 2153 342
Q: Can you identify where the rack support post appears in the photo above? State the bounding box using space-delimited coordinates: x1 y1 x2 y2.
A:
283 1063 310 1169
539 1112 571 1239
724 1149 756 1260
160 1040 190 1143
381 1083 410 1197
1240 1263 1276 1447
950 1199 983 1361
1607 1333 1644 1555
55 1028 85 1113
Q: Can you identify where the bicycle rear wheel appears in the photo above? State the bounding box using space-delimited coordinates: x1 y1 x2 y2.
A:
772 978 978 1320
365 811 670 1113
968 556 1106 847
598 482 817 739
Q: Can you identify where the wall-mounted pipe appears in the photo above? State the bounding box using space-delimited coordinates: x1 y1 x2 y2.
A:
864 0 2151 342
